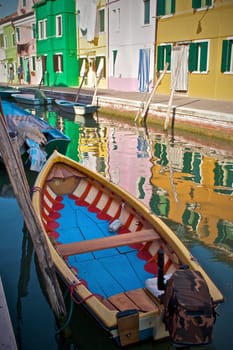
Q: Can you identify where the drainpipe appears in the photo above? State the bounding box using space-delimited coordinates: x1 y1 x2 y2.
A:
107 0 109 89
154 0 158 85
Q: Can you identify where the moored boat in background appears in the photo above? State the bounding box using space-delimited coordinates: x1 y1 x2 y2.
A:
11 89 53 106
1 101 70 171
0 85 21 98
55 99 98 116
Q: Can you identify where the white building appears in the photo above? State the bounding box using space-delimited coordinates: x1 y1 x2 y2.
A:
108 0 157 92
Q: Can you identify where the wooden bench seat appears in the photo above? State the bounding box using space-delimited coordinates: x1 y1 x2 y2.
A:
56 229 158 256
107 288 160 313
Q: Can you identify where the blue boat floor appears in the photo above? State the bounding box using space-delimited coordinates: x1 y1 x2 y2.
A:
56 195 154 298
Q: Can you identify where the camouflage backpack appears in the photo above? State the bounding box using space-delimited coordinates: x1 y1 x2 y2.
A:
162 269 216 347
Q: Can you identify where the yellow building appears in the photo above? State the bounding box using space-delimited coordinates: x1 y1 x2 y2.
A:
77 0 107 89
155 0 233 101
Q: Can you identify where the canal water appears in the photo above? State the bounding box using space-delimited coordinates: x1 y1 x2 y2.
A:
0 103 232 350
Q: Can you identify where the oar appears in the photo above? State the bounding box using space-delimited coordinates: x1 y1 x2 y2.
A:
0 100 66 320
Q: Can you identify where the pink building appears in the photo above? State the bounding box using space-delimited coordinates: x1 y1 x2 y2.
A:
13 0 40 85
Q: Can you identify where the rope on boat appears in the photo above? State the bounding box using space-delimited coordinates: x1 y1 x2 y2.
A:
30 186 42 193
69 281 98 305
55 281 99 334
55 289 74 334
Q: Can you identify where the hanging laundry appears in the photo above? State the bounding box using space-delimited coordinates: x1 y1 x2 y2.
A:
138 48 150 92
78 0 98 42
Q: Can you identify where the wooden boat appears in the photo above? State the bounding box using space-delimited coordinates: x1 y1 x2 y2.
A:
32 151 223 346
1 101 70 169
11 91 53 105
0 85 21 98
55 99 98 115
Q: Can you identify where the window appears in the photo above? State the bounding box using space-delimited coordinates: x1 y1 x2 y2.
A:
112 50 117 76
4 35 7 49
99 8 105 33
53 54 63 72
38 19 47 39
144 0 150 25
32 23 36 39
12 33 16 47
56 15 62 37
221 39 233 73
192 0 213 10
79 57 88 76
32 56 36 71
112 8 120 32
23 0 26 6
16 27 20 42
157 44 171 71
157 0 175 16
0 34 3 48
96 56 105 78
189 41 209 73
41 55 47 72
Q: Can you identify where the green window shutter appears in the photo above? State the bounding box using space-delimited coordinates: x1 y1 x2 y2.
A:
113 50 118 64
96 56 100 68
189 43 198 71
206 0 212 6
157 45 164 70
102 56 106 78
171 0 176 14
113 50 118 75
221 40 231 72
200 41 208 71
53 55 58 72
32 23 36 39
144 0 150 24
166 44 171 70
192 0 201 9
157 0 165 16
0 34 3 47
99 9 105 32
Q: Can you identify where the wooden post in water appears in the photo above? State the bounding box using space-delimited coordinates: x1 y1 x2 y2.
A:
135 63 168 123
92 67 103 105
0 100 66 320
163 88 175 131
75 73 86 102
164 48 183 131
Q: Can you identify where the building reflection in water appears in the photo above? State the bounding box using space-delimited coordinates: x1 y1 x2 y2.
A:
150 136 233 252
52 111 233 256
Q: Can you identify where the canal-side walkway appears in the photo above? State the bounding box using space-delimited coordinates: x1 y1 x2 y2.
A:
0 276 17 350
20 84 233 133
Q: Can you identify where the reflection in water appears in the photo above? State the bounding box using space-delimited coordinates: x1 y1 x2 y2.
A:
150 137 233 253
2 103 233 349
16 227 34 350
56 110 232 255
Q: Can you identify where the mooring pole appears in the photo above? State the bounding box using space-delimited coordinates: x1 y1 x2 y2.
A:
0 100 66 320
137 63 168 123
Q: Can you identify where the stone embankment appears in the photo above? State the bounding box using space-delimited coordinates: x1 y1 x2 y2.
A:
17 85 233 140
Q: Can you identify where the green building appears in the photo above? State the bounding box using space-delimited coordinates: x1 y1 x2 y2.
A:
33 0 78 87
0 16 17 83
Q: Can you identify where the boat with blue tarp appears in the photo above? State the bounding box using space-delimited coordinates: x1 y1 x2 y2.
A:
0 101 70 171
